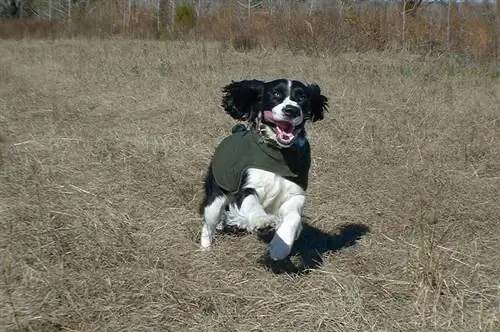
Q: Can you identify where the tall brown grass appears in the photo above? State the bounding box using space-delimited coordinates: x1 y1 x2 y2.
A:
0 1 497 60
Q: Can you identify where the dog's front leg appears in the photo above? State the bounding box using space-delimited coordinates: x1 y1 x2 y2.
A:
200 196 227 249
268 195 305 261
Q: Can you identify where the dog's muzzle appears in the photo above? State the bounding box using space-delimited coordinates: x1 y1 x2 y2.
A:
260 111 303 147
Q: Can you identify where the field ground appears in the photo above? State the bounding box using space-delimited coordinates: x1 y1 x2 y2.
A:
0 40 499 331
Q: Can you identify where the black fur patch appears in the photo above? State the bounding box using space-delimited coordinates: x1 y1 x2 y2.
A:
199 165 227 215
222 80 264 121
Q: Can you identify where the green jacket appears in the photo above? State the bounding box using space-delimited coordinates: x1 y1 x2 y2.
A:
211 129 310 193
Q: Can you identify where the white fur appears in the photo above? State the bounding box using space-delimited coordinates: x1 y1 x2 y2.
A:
226 193 281 232
271 97 303 126
200 196 227 249
270 81 303 126
268 194 305 260
202 168 306 260
245 168 305 214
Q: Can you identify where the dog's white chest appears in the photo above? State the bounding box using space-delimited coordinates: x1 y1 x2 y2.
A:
246 168 305 214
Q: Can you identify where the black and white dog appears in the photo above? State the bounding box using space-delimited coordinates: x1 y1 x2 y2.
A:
200 79 328 260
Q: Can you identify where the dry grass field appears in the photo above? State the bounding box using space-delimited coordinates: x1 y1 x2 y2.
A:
0 40 499 331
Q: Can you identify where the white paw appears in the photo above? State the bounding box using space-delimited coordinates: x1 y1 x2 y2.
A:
200 233 212 250
198 246 211 252
268 233 292 261
200 238 212 250
200 223 215 249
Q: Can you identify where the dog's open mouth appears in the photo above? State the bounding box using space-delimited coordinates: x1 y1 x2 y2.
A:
263 111 298 145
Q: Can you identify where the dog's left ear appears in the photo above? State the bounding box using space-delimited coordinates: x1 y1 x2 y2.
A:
307 84 328 122
222 80 264 121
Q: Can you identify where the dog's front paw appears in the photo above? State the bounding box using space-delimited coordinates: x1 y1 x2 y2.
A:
200 237 212 250
200 228 213 249
268 233 292 261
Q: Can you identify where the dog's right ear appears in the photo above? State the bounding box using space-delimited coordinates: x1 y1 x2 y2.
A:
306 83 328 122
222 80 264 121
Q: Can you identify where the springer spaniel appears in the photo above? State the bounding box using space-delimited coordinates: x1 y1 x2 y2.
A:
199 79 328 260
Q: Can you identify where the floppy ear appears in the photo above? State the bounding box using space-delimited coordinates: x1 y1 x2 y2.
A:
222 80 264 121
307 84 328 122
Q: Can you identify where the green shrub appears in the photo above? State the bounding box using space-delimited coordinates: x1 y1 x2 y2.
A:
175 2 196 27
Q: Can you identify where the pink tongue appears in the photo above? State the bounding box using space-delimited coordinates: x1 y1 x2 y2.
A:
263 111 293 133
277 129 294 141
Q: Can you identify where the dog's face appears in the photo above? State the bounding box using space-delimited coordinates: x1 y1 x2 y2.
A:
222 79 328 148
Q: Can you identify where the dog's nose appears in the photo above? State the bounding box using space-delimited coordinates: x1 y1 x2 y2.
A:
283 105 300 118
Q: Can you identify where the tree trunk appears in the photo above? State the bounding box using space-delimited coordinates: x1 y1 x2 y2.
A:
447 0 451 51
159 0 169 31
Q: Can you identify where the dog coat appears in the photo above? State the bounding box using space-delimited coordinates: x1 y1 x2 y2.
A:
211 128 310 193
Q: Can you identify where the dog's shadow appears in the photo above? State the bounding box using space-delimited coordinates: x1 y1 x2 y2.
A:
256 222 370 275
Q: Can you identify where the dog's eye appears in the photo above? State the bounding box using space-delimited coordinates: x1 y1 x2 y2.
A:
296 94 306 102
273 91 282 98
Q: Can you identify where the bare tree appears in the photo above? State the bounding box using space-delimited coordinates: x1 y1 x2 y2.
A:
238 0 263 18
159 0 168 30
496 0 500 62
446 0 451 51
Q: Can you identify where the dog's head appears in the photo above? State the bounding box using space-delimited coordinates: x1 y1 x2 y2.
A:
222 79 328 148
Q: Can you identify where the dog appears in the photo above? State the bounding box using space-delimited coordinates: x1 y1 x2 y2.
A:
199 79 328 260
